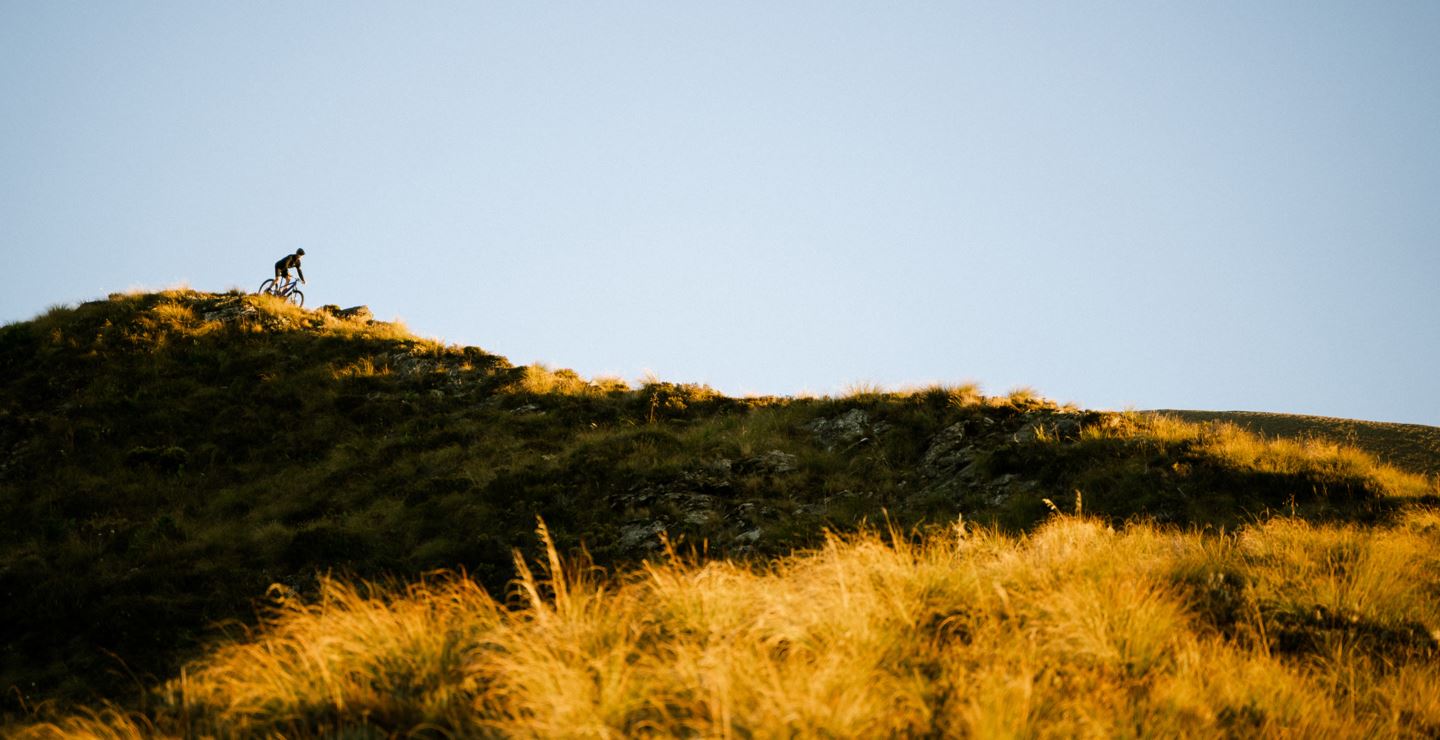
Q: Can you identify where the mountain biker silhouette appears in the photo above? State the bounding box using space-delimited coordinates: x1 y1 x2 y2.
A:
275 248 306 288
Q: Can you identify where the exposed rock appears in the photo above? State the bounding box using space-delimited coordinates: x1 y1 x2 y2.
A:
316 304 373 322
683 459 735 490
1011 411 1100 443
724 526 763 553
200 299 258 323
736 450 798 476
336 305 373 322
1012 421 1043 443
669 492 716 512
674 451 798 492
619 521 668 551
806 409 885 450
389 353 440 376
1055 411 1107 439
921 422 979 476
684 509 718 526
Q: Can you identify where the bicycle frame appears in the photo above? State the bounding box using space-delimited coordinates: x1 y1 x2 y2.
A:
258 276 305 307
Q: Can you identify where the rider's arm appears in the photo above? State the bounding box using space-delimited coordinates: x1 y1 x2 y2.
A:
297 265 306 283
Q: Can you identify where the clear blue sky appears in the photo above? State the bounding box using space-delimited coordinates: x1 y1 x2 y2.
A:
3 2 1437 424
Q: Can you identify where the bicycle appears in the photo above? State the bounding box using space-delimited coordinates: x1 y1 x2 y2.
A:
257 276 305 307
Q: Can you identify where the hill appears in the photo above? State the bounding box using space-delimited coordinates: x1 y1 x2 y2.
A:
2 290 1436 725
1150 410 1440 478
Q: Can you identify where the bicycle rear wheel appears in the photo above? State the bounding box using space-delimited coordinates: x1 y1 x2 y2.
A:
287 290 304 307
257 278 276 295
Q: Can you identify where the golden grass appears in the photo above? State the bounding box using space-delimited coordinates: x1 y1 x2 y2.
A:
330 355 389 379
1154 409 1440 478
9 706 152 740
837 381 988 408
1096 413 1437 501
517 364 591 395
18 510 1440 738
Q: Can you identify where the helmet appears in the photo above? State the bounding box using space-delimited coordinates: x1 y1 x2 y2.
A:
296 248 306 256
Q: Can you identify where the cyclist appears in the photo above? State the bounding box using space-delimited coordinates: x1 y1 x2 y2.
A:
273 248 306 293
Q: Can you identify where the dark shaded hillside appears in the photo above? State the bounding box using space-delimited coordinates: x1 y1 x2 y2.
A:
1152 410 1440 478
1 290 1434 711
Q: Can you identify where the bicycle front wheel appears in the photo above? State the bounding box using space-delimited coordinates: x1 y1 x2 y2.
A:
257 279 276 295
287 290 304 307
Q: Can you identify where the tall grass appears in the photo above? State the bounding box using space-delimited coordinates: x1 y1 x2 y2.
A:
18 509 1440 738
1101 413 1436 500
5 289 1437 718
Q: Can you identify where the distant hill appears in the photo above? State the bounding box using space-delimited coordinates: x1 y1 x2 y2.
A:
1 290 1434 714
1150 410 1440 478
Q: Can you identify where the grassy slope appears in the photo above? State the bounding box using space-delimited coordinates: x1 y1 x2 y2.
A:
19 513 1440 738
1152 410 1440 478
1 290 1435 720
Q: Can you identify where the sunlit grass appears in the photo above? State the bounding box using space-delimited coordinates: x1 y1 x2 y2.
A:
839 380 888 400
837 380 987 407
18 509 1440 738
1004 385 1045 408
330 355 389 379
1096 413 1436 501
6 289 1438 722
517 363 591 395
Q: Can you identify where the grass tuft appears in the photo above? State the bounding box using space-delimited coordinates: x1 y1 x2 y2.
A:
16 511 1440 737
